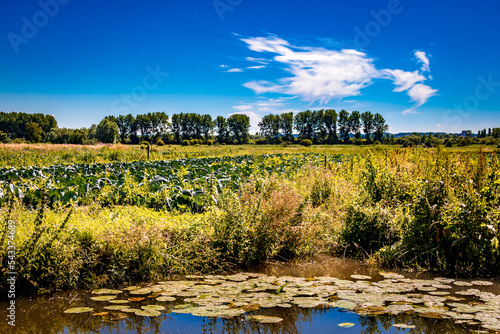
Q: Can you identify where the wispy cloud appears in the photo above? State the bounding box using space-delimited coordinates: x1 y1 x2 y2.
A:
238 35 438 115
226 68 244 73
415 51 430 72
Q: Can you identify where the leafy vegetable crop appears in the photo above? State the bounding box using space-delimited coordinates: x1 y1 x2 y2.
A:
0 154 344 212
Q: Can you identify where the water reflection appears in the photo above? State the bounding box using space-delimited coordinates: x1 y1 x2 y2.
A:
0 256 496 334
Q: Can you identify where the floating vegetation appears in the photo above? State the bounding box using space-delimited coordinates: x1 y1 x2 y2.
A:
64 307 94 314
338 322 355 328
63 272 500 331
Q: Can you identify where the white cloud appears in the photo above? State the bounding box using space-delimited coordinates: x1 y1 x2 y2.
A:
232 105 253 111
242 37 380 103
247 65 265 70
226 68 244 73
415 51 430 72
407 83 438 107
383 69 425 92
239 35 437 114
402 107 421 115
219 64 229 68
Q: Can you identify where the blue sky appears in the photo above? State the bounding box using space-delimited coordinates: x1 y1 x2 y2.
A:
0 0 499 133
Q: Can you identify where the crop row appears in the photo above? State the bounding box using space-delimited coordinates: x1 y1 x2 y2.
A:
0 154 344 211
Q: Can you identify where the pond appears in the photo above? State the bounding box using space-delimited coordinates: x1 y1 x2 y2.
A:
1 255 499 334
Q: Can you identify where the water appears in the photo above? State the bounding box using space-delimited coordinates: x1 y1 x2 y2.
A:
1 256 499 334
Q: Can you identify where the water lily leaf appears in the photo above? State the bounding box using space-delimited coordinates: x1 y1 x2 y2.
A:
471 280 493 286
129 288 152 295
121 308 141 313
109 300 130 304
93 312 109 316
157 296 176 302
351 275 371 280
128 297 146 302
92 289 122 295
393 324 416 329
338 322 355 328
135 309 161 317
248 315 283 324
64 307 94 314
141 305 165 311
90 295 116 301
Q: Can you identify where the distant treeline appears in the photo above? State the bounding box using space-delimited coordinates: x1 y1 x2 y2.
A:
0 110 498 147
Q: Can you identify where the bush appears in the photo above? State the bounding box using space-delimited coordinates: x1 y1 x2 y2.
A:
300 139 313 147
0 131 9 143
156 139 165 146
341 204 401 258
181 140 190 146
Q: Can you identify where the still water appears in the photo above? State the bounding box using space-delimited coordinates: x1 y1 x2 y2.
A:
1 256 499 334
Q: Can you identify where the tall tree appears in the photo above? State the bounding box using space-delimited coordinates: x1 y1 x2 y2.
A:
215 116 228 143
170 114 182 143
25 122 43 143
258 114 280 143
323 109 338 144
373 113 389 142
200 114 214 143
227 114 250 144
279 112 294 141
116 115 129 143
349 111 362 139
294 110 314 140
361 111 374 142
96 118 119 144
338 110 351 143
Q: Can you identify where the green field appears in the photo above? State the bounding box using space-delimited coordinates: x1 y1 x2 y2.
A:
0 144 499 296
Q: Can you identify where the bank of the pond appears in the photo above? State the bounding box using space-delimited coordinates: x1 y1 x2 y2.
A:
1 148 499 297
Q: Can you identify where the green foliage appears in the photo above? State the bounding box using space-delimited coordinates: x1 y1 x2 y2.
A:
25 122 43 143
156 139 165 146
0 131 9 143
96 118 119 144
300 139 312 147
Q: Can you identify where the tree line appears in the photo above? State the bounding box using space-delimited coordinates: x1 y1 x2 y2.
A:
1 110 498 148
258 110 388 145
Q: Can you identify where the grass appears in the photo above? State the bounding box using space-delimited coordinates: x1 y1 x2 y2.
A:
0 145 499 296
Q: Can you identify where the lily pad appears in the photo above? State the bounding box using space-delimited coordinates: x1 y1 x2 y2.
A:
393 324 416 329
90 295 116 301
157 296 176 302
92 289 122 295
64 307 94 314
339 322 355 328
109 300 130 304
141 305 166 311
248 315 283 324
351 275 371 280
135 309 161 317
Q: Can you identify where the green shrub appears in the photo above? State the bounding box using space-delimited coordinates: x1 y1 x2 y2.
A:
181 140 190 146
300 139 313 147
156 139 165 146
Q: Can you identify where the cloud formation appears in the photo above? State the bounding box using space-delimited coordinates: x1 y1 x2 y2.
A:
239 35 437 115
415 51 430 72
